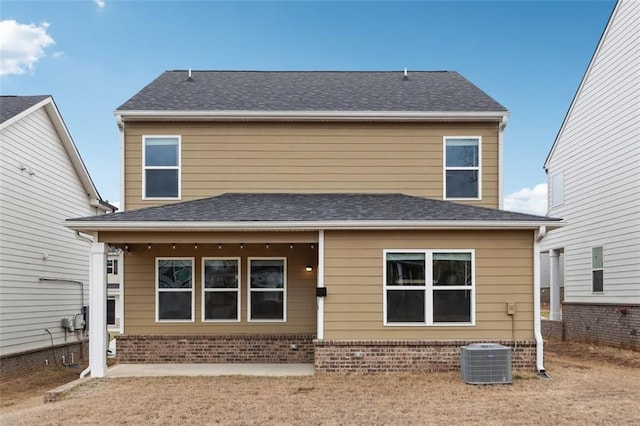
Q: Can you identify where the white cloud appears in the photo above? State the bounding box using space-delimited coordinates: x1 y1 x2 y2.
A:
94 0 106 10
504 183 548 216
0 20 55 76
52 51 64 59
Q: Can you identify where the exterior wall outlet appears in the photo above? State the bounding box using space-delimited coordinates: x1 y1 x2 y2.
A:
507 303 516 315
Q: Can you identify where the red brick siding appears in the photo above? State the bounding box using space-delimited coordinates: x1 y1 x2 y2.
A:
542 320 564 341
562 303 639 350
0 340 87 378
314 340 537 373
116 334 315 363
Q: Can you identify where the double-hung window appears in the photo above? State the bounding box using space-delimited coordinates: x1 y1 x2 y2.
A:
156 258 194 321
202 258 240 321
384 250 474 325
444 137 481 199
592 246 604 293
248 258 286 321
143 136 180 199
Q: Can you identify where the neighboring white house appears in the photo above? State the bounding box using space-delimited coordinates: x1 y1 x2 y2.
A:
541 0 639 349
0 95 114 372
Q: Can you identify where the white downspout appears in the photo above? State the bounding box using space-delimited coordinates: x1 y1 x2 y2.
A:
316 230 325 340
116 114 125 211
498 115 508 209
534 226 547 375
76 232 94 379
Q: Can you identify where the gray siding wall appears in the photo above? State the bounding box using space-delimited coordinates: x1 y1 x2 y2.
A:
542 0 640 304
0 107 97 356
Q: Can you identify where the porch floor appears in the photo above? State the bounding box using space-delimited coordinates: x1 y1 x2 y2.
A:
107 363 315 377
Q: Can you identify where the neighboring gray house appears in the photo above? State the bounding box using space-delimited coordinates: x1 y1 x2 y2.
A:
0 96 114 373
541 0 639 349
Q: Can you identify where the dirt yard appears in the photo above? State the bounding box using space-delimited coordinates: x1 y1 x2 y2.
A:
1 341 639 425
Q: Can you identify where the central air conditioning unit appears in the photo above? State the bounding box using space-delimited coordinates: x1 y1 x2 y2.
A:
460 343 512 384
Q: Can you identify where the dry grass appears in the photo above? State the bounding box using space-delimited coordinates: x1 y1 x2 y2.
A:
2 341 639 425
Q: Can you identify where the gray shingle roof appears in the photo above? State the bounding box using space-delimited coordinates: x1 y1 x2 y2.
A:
0 95 50 124
69 193 557 223
116 71 507 113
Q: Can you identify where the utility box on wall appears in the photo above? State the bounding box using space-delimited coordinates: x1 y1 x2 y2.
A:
460 343 512 384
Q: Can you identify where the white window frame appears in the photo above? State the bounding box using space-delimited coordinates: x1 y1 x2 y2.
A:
443 136 482 200
592 246 604 293
155 257 194 323
202 257 241 322
142 135 181 200
551 172 564 207
383 249 476 326
106 297 116 326
248 257 287 323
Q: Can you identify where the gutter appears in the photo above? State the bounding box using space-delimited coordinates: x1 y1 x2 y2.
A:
115 110 509 123
534 226 548 377
65 219 564 233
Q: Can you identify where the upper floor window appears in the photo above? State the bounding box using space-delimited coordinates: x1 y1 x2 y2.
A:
107 259 118 275
143 136 180 199
592 246 604 293
444 137 481 199
384 250 475 326
551 172 564 207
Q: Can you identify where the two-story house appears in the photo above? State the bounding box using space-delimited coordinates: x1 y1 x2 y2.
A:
541 0 639 349
0 95 114 374
66 71 561 377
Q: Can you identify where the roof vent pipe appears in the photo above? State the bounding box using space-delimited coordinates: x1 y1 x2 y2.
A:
403 67 409 81
187 68 193 82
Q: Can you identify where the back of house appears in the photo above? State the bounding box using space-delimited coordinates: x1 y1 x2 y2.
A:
68 70 561 376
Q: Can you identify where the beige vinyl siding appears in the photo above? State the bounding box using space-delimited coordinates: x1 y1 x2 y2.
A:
120 243 317 335
323 230 534 340
124 122 499 210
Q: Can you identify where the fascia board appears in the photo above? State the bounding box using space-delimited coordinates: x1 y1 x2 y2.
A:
65 219 565 233
0 97 51 131
114 110 508 122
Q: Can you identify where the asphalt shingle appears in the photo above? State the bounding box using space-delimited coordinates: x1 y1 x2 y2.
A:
69 193 557 223
0 95 50 124
116 71 507 113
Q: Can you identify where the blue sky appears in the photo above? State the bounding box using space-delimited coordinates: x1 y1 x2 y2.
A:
0 0 615 214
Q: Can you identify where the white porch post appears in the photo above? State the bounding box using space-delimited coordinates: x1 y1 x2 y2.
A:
316 230 325 341
549 249 561 321
89 242 108 377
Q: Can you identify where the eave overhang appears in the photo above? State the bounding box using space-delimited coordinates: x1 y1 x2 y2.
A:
114 110 509 123
65 219 565 233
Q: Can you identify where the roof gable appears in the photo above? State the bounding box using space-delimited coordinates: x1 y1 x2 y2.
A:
116 71 507 114
0 95 114 212
544 0 627 169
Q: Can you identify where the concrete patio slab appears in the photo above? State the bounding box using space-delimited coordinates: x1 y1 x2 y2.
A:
107 363 315 377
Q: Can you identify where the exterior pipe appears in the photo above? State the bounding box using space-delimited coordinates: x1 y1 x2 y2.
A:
534 226 547 375
498 115 508 209
116 114 125 211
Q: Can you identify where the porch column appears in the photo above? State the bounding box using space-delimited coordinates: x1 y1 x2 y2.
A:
89 242 108 377
317 230 325 340
549 249 561 321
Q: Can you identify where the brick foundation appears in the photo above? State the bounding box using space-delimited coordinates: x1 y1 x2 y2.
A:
542 319 564 341
562 303 639 350
0 340 88 378
116 334 315 363
313 340 537 373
